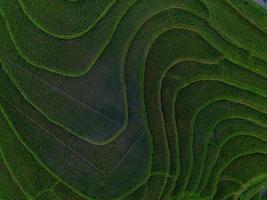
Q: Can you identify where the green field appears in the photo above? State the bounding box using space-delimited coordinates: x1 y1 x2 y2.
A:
0 0 267 199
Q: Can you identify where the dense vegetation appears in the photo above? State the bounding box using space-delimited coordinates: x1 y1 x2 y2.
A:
0 0 267 199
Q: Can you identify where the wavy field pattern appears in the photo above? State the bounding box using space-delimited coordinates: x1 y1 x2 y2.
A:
0 0 267 199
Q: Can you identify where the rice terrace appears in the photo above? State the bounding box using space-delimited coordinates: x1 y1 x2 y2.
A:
0 0 267 199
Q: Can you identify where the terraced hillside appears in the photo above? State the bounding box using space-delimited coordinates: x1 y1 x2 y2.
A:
0 0 267 199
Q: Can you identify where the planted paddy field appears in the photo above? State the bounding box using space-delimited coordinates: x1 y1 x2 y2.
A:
0 0 266 199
